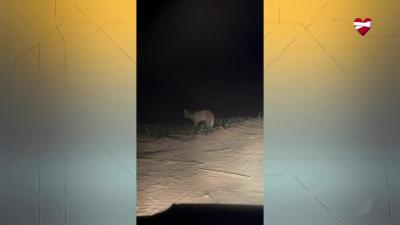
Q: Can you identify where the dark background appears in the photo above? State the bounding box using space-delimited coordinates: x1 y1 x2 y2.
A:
138 0 263 124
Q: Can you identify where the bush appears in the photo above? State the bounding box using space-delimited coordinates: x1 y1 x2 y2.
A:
138 116 253 139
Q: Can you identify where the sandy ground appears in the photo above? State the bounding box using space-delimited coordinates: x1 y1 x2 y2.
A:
137 118 263 216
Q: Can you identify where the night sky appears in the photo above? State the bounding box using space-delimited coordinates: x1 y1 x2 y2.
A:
138 0 263 124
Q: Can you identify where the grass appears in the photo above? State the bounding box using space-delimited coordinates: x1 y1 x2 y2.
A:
138 116 255 139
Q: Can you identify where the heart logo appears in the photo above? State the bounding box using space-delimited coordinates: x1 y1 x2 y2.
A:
354 18 372 36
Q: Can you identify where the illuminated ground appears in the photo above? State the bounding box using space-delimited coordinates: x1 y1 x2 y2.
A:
137 118 263 216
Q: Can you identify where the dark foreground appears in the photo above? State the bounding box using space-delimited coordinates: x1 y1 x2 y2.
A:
137 204 263 225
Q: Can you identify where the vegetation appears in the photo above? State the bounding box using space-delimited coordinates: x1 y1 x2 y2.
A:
138 116 255 139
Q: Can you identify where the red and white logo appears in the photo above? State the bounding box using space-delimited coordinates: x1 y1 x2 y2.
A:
354 18 372 36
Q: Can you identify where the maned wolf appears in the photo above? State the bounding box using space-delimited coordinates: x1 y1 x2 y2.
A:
184 109 215 128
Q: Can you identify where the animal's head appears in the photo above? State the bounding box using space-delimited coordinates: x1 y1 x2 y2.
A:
183 109 191 118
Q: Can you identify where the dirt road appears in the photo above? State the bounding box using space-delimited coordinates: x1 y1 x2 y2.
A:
137 118 264 216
